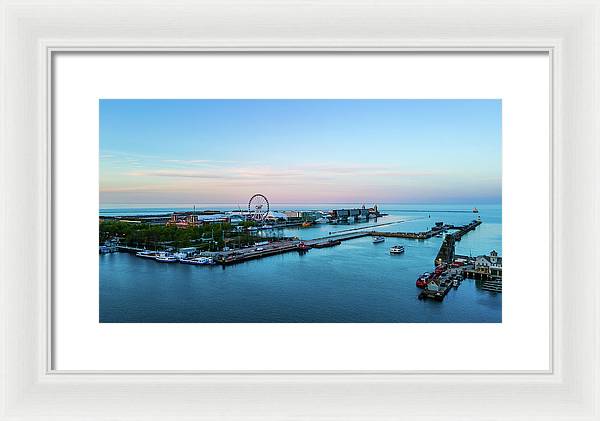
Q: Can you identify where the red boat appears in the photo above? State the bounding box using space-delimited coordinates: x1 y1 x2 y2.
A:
416 272 433 288
416 278 428 288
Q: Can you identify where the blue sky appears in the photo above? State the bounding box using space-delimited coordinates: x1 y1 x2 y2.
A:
100 99 501 205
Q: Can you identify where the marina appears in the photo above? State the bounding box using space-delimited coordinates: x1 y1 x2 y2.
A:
100 203 502 323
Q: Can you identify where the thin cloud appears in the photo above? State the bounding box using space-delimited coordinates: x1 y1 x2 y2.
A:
126 168 304 180
162 159 238 165
125 164 442 182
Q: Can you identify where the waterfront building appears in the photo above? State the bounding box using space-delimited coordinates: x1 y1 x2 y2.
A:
167 213 198 227
226 214 245 224
265 211 288 222
474 250 503 277
167 212 232 227
282 210 320 221
175 247 197 258
331 208 370 221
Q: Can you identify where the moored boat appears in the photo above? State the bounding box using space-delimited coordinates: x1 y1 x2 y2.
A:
416 279 428 288
416 272 432 288
179 256 214 265
136 250 157 259
155 252 178 263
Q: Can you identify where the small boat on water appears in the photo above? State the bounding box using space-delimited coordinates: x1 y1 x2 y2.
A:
179 256 214 265
472 207 479 213
155 252 178 263
301 221 313 228
452 279 460 288
372 236 385 244
389 245 405 255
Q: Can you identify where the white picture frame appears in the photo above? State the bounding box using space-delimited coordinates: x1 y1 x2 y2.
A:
1 0 598 419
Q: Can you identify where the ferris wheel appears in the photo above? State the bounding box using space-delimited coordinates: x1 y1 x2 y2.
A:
248 194 270 222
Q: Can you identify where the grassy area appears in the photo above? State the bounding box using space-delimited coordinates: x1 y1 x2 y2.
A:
100 220 271 251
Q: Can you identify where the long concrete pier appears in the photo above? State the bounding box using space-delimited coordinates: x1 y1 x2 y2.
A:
217 231 374 265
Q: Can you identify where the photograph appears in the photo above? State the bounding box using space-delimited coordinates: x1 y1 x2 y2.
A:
99 99 502 323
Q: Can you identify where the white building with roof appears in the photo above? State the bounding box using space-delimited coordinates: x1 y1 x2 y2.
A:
265 211 288 221
474 250 502 277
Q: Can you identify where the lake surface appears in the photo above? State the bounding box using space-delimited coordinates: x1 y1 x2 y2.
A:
99 204 502 323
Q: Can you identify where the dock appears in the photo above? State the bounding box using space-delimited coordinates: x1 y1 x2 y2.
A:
216 231 373 265
463 270 503 293
434 235 456 265
217 241 301 265
369 230 440 240
117 245 147 253
433 219 482 265
418 282 453 301
480 278 502 293
417 220 487 301
446 219 482 241
308 231 371 244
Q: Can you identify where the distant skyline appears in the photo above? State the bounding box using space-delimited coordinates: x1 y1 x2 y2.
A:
100 99 501 206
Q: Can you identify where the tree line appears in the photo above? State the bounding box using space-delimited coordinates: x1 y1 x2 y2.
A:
100 220 276 251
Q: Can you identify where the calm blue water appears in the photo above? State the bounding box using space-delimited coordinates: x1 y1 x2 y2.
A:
99 204 501 323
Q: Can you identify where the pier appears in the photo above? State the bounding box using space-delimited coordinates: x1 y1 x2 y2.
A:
327 219 417 235
434 219 482 265
117 245 147 253
417 220 489 301
446 219 482 240
434 235 456 265
463 270 503 292
309 231 371 244
217 231 373 265
370 230 436 240
217 240 301 265
418 282 453 301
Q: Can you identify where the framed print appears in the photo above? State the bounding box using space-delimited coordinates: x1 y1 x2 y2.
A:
52 52 548 372
1 0 599 420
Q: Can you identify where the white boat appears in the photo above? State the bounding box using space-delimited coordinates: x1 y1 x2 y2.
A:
136 250 157 259
472 207 479 213
155 252 178 263
452 279 459 287
179 256 214 265
372 236 385 244
389 245 405 254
